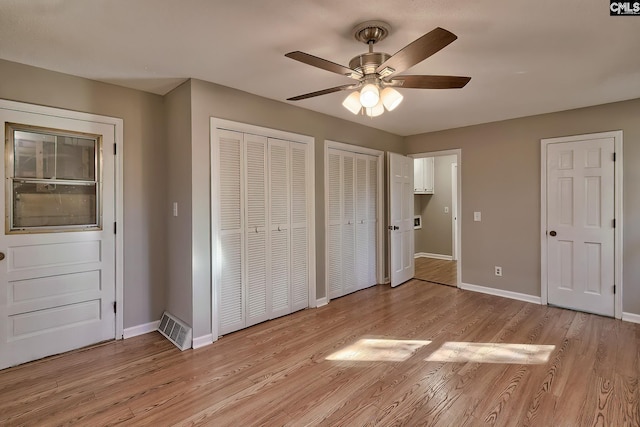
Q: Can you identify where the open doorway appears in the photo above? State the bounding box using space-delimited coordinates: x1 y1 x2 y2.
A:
411 149 461 287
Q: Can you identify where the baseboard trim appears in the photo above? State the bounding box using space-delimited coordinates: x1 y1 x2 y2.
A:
460 283 542 305
316 297 328 307
192 334 214 349
622 312 640 324
415 252 453 261
123 320 160 339
383 277 390 284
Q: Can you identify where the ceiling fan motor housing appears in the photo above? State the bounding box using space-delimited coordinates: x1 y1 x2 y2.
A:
349 52 391 76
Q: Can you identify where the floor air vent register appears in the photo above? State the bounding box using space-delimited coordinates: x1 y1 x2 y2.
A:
157 311 192 351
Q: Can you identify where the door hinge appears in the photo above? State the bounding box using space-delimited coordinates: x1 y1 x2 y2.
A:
113 301 117 313
613 218 616 228
114 222 117 234
613 152 616 162
114 143 117 155
613 285 616 294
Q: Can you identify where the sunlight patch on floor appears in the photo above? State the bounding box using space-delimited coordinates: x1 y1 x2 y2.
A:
326 339 555 364
425 342 555 364
326 339 432 362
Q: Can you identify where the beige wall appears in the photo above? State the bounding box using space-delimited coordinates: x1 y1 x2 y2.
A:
6 56 640 340
414 155 456 256
185 78 404 338
405 98 640 314
0 59 168 328
164 81 193 326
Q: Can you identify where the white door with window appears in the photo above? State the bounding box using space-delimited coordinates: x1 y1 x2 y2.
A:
388 152 414 287
544 133 619 317
0 107 116 369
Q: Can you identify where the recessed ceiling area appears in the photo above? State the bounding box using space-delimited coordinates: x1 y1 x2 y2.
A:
0 0 638 136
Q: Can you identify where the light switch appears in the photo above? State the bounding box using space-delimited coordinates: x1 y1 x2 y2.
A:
173 202 178 217
474 211 481 222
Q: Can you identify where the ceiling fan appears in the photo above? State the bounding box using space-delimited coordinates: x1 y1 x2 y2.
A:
285 21 471 117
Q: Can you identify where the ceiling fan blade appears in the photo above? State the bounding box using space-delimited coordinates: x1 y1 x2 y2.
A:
287 84 357 101
390 75 471 89
377 27 458 77
285 51 362 79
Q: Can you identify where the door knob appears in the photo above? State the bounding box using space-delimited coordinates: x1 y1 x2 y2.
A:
393 226 399 230
0 252 4 261
549 231 557 237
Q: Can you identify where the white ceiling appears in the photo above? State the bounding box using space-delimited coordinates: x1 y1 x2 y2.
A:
1 0 639 136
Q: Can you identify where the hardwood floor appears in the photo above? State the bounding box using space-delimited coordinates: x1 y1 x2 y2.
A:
1 280 639 426
414 257 457 287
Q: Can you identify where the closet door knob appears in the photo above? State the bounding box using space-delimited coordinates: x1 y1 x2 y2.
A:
549 230 557 236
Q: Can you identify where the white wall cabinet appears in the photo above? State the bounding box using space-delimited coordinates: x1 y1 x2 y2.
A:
327 148 378 300
215 129 310 335
414 157 434 194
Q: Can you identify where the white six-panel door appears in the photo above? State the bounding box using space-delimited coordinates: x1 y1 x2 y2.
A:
546 136 616 316
388 152 414 287
0 107 117 370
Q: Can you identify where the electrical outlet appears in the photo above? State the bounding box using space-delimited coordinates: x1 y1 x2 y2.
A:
495 266 502 277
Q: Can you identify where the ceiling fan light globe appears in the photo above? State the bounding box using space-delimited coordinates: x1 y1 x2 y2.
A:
359 84 380 108
365 100 385 117
381 87 403 111
342 92 362 114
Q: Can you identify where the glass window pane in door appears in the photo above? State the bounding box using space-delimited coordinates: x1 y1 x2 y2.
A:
13 182 97 228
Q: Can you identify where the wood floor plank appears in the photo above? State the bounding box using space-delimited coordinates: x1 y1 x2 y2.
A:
414 257 457 286
1 281 638 426
614 373 640 425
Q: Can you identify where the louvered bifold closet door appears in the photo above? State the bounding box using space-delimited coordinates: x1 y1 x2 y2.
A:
290 142 309 312
368 157 378 285
269 139 291 319
245 134 270 327
342 154 357 295
327 149 343 299
355 155 370 290
218 130 245 335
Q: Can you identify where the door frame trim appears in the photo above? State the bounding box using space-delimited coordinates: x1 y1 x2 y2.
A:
540 130 623 319
410 149 462 288
324 140 384 299
0 98 125 338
